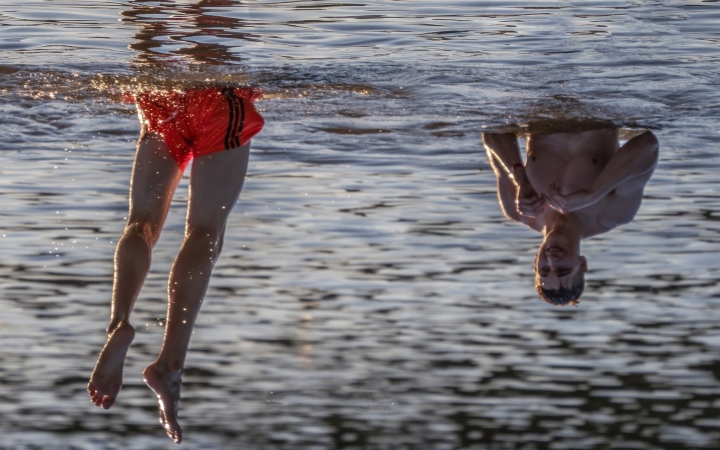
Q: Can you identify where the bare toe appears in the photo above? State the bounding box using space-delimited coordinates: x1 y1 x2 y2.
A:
101 396 116 410
170 428 182 444
88 323 135 409
144 363 183 444
162 408 182 443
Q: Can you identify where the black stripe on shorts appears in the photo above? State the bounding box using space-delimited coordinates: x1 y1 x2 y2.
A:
223 88 246 150
222 88 238 150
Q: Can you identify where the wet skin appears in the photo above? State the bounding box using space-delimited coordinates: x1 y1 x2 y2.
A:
88 133 251 444
143 363 183 443
88 323 135 410
483 129 658 303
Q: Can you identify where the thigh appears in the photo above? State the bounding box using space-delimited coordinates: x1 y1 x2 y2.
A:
128 133 184 240
187 143 251 232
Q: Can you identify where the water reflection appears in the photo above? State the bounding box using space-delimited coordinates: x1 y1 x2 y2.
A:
121 0 253 65
4 0 719 447
483 123 658 306
87 1 264 444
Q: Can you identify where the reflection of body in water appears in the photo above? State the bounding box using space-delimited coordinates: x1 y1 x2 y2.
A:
88 87 264 443
122 0 252 65
483 126 658 306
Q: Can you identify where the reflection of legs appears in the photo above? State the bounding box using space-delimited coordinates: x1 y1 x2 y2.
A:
143 143 251 444
89 134 183 410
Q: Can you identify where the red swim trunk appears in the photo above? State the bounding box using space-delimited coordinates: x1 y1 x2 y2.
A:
124 87 264 169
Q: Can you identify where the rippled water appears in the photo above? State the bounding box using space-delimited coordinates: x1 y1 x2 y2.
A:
1 0 720 448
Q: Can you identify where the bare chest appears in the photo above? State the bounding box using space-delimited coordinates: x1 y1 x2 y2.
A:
525 129 618 197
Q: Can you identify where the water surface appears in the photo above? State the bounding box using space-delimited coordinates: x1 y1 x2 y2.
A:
1 1 720 448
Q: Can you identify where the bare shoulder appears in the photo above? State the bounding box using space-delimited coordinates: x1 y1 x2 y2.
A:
595 190 644 231
593 131 659 233
614 131 659 195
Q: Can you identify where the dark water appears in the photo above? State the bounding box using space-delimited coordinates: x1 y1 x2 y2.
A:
1 0 720 448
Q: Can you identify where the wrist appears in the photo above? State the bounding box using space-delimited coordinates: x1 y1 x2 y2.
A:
512 165 528 183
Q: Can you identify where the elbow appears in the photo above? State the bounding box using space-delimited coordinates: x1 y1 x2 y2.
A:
481 133 494 149
635 130 659 172
638 130 659 151
482 132 503 144
482 132 516 149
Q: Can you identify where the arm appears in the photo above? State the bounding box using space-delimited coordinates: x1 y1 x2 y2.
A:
589 130 659 198
486 148 522 222
482 133 547 219
482 133 523 175
547 131 659 214
597 131 659 228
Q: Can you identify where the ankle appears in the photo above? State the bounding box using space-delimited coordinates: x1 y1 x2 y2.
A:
106 320 134 335
148 359 183 378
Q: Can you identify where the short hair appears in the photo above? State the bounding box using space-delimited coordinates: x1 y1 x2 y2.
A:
535 270 584 307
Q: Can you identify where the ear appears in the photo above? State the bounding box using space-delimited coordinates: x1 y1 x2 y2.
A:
579 256 588 272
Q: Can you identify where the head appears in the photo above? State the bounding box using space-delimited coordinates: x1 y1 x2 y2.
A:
534 235 587 307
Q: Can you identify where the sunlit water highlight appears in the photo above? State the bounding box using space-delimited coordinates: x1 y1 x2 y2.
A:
1 1 720 448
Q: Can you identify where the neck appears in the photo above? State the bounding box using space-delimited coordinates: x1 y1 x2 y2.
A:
541 210 584 247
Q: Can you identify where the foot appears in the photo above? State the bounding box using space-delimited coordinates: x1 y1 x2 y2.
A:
143 363 183 444
87 322 135 410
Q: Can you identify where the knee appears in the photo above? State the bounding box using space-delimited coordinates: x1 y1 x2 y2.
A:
106 318 133 335
185 225 224 261
123 220 157 248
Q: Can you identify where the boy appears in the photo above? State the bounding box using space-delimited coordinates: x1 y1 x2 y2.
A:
483 126 658 306
88 86 264 443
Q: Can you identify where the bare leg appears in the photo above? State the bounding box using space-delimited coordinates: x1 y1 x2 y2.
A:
89 133 183 410
143 142 251 444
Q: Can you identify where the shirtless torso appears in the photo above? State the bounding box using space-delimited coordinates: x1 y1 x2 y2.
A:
482 126 658 304
523 128 646 236
527 129 618 199
485 127 657 238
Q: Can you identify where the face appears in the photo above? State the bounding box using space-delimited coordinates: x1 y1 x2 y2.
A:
535 237 587 290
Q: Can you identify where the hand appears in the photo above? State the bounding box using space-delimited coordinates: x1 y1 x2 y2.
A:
546 182 597 213
515 175 547 218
